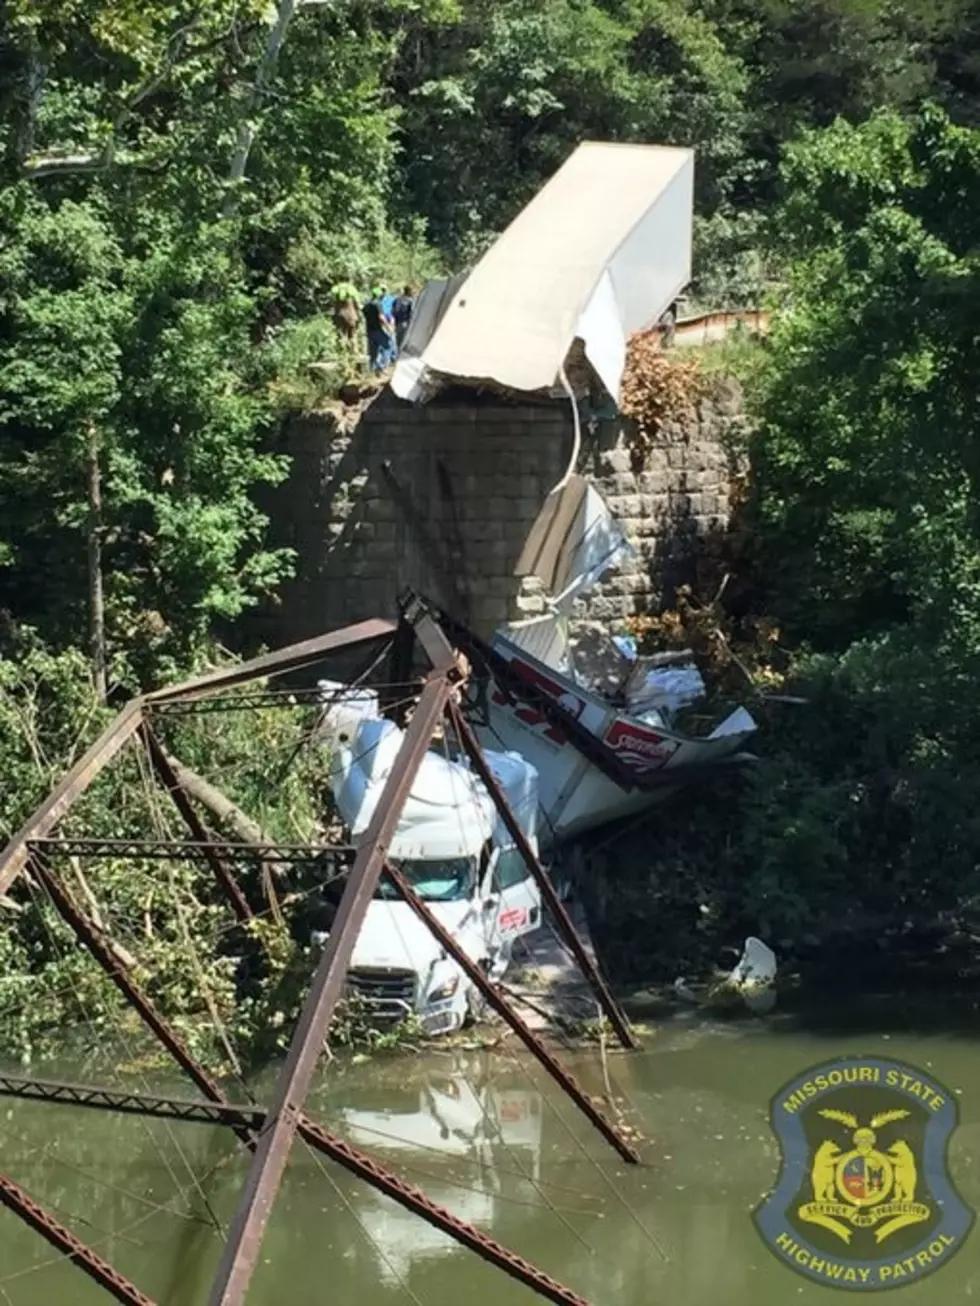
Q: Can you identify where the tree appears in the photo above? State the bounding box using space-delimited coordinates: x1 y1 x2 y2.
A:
0 0 430 679
390 0 749 261
0 185 297 681
0 191 129 672
750 104 980 652
701 0 961 201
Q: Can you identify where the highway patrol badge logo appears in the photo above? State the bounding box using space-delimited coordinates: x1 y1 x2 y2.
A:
755 1056 972 1290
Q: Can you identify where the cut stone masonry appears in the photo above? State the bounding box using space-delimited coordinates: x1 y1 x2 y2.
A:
264 376 747 642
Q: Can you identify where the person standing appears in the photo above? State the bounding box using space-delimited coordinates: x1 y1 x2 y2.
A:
393 285 415 349
658 299 677 348
331 279 360 353
379 284 398 365
362 286 393 373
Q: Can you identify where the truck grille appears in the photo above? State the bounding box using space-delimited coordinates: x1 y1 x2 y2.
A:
346 967 416 1018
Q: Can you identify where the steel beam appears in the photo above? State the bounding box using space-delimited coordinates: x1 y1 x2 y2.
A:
9 688 603 1304
149 688 326 716
0 606 624 1306
400 589 458 670
26 835 355 867
406 602 637 1049
433 604 643 790
0 1073 265 1128
206 668 458 1306
0 1075 591 1306
28 854 255 1150
449 700 637 1050
0 616 406 899
28 837 355 866
383 861 640 1165
140 724 253 923
145 619 397 705
381 614 418 726
0 1171 156 1306
0 617 403 901
0 699 145 899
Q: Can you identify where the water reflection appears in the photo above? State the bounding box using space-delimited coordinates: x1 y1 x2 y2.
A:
1 1018 980 1303
332 1064 544 1285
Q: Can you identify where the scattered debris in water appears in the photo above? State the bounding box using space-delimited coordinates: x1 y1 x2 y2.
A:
727 937 777 1013
671 937 777 1014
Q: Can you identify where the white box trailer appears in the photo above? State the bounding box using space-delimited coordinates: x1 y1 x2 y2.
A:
393 140 694 406
478 628 756 844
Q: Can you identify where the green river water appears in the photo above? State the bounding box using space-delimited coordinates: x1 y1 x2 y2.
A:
2 1006 980 1304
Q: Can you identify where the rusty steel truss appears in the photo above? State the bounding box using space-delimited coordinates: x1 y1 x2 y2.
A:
0 596 640 1306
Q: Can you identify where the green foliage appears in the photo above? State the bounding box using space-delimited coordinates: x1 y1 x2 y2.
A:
738 109 980 968
0 634 113 843
392 0 751 260
751 105 980 651
691 207 768 306
0 190 295 674
586 634 980 988
0 655 422 1068
11 0 980 1033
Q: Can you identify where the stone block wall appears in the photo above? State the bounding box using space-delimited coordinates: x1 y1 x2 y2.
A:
264 376 746 643
266 390 572 642
577 374 747 623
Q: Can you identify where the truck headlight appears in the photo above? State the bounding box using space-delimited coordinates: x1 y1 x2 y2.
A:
428 975 460 1002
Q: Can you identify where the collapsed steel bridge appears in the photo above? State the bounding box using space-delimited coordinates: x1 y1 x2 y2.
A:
0 593 642 1306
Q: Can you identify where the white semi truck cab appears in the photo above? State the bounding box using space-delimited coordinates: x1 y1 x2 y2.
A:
319 694 543 1036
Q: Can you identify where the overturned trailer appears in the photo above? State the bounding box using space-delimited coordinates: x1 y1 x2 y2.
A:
434 472 757 845
478 625 755 842
382 139 755 844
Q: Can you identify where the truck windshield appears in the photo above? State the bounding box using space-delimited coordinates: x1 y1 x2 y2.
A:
377 857 476 902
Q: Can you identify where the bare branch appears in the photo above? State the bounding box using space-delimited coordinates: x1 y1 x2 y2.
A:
22 153 106 179
160 750 273 850
20 14 230 181
222 0 299 216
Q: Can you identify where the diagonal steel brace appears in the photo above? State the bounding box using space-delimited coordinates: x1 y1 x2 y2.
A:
0 1171 155 1306
0 1074 591 1306
449 699 637 1049
383 860 640 1164
207 666 458 1306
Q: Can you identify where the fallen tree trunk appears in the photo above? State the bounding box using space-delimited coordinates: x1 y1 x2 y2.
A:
159 750 286 923
162 751 270 849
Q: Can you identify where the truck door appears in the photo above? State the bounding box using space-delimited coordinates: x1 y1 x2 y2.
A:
482 846 541 972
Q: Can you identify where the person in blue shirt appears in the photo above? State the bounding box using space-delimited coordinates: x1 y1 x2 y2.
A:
379 285 398 365
362 285 395 373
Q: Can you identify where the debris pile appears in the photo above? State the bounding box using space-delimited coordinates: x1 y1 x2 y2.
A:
565 621 707 726
624 584 787 706
674 937 778 1016
619 329 706 465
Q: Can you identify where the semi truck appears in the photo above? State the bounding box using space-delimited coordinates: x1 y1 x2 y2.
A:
319 690 543 1036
